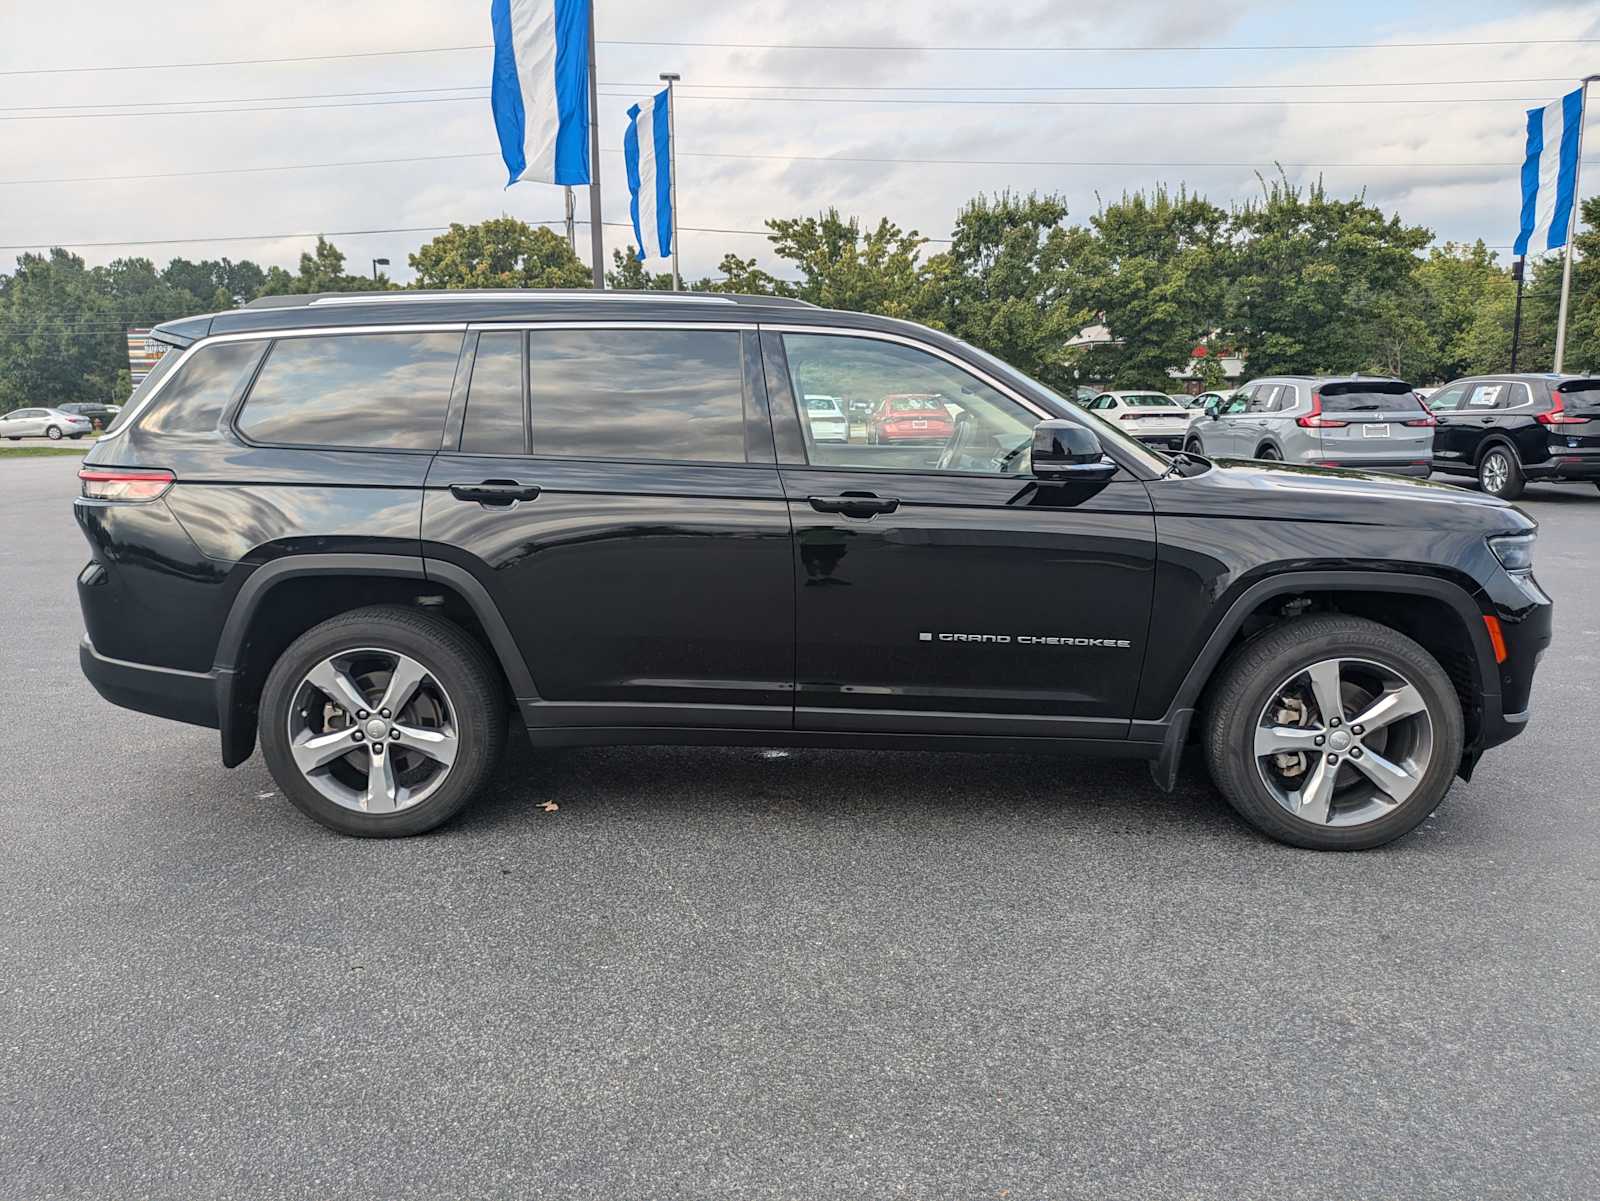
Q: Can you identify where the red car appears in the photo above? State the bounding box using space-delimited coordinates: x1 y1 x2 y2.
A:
867 393 955 445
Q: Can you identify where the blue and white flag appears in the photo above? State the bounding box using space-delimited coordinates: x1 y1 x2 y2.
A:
490 0 592 186
1515 87 1584 256
624 90 673 261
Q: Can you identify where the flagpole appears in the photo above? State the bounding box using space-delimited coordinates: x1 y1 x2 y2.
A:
660 72 682 292
1554 76 1596 372
585 7 605 289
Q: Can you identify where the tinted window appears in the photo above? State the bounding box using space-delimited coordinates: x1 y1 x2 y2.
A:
459 332 527 454
1320 383 1425 413
1247 385 1281 412
136 341 267 438
238 332 462 450
1426 386 1466 412
1557 379 1600 414
527 329 745 462
1122 394 1176 407
106 349 183 433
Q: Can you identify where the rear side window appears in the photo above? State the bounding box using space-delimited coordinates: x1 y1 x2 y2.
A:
1319 384 1426 414
135 341 267 438
459 332 527 454
526 329 745 462
237 332 463 450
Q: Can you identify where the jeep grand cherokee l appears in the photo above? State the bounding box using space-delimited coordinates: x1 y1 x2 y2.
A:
76 291 1551 850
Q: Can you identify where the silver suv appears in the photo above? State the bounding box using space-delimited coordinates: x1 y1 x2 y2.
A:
1184 377 1435 477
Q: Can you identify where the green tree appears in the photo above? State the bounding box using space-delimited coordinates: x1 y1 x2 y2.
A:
0 250 121 410
1078 186 1230 390
765 210 926 316
915 191 1092 391
1229 177 1432 376
697 252 788 295
409 219 590 290
606 246 674 290
256 236 377 295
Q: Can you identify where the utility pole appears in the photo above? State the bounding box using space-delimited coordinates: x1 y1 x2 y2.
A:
1510 257 1526 371
585 13 605 289
564 186 577 254
659 72 682 292
1554 75 1596 372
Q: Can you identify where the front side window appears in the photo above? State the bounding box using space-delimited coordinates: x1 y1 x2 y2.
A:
237 332 463 450
1427 386 1466 412
527 329 746 462
782 333 1035 474
136 341 267 438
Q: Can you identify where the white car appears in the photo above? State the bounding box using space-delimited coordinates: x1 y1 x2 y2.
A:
803 394 849 443
1083 391 1195 452
0 406 95 441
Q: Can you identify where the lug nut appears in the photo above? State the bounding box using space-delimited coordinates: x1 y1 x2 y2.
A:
1351 747 1363 759
356 710 369 720
380 708 391 718
352 731 364 742
389 729 401 740
1326 753 1339 765
1352 724 1365 735
371 743 383 756
1314 735 1326 747
1329 717 1342 728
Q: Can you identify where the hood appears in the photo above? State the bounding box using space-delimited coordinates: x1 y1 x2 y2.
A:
1167 457 1534 534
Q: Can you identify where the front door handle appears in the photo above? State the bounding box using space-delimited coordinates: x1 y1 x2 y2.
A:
808 492 900 518
449 480 541 506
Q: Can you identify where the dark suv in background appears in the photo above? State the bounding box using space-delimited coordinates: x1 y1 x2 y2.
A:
77 291 1550 850
1426 374 1600 499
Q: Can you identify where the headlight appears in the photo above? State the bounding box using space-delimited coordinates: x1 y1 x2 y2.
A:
1488 532 1536 573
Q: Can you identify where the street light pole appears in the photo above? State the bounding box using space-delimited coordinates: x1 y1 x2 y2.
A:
371 257 389 283
1553 74 1597 373
1510 257 1526 372
659 72 682 292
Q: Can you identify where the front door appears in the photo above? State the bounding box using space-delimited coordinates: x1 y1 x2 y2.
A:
422 326 795 731
763 329 1156 741
1207 390 1254 456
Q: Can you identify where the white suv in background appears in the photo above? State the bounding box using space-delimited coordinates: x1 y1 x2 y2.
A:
802 394 849 443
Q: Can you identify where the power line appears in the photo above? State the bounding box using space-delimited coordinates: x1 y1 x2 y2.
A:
1 75 1580 114
1 36 1596 75
8 147 1588 189
0 91 1568 122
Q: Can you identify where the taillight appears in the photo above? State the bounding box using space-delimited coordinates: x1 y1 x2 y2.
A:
79 467 174 501
1404 414 1437 427
1536 395 1586 425
1296 392 1348 428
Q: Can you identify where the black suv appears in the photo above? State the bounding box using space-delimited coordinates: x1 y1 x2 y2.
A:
76 291 1551 850
1428 374 1600 498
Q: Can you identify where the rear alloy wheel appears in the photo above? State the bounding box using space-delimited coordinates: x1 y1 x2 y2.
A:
1185 438 1204 455
45 425 62 440
259 606 505 836
1204 615 1463 850
1478 446 1524 499
1257 445 1280 461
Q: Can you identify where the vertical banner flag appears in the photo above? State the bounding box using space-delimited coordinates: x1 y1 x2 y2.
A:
491 0 592 186
624 90 673 260
1515 87 1583 255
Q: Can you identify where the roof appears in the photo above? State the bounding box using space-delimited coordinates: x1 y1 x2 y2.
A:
241 288 819 311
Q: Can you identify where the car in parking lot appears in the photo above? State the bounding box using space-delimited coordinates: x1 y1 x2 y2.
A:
75 289 1549 851
1425 375 1600 499
866 393 955 445
57 402 120 430
1184 376 1435 476
0 406 95 440
1083 391 1194 451
802 394 849 443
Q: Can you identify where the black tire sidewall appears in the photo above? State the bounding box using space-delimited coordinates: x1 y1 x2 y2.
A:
1207 618 1464 851
1479 447 1523 498
46 426 61 440
258 610 503 837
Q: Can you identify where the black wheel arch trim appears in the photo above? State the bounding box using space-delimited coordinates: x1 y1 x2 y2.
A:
1135 568 1499 734
209 552 537 767
1475 437 1522 467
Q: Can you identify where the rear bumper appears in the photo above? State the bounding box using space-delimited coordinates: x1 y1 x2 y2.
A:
1524 456 1600 481
79 636 219 729
1134 433 1188 450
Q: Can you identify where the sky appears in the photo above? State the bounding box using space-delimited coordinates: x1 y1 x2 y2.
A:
2 0 1598 287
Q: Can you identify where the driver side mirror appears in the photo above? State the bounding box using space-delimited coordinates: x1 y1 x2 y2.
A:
1031 420 1118 483
1203 399 1220 419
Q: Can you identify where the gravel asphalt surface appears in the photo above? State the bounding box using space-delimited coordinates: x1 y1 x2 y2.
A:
2 454 1597 1200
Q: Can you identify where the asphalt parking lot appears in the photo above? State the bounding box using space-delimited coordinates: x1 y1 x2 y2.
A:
2 454 1597 1200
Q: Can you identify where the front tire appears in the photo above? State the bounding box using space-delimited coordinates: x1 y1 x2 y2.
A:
258 605 506 837
1185 437 1204 455
1478 446 1524 499
1203 615 1464 850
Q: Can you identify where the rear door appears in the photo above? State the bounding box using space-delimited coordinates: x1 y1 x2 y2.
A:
1315 381 1432 468
421 324 795 731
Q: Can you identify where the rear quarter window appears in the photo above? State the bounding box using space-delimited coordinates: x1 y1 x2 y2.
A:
133 341 267 439
237 332 463 450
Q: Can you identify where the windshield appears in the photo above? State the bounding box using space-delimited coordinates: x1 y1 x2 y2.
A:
805 397 841 413
887 395 945 412
958 342 1171 473
1123 394 1179 407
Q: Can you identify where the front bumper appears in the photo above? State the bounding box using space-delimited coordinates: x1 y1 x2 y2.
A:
1475 578 1553 752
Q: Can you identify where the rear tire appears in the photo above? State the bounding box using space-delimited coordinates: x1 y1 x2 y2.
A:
1185 437 1204 455
1477 446 1524 499
1203 615 1464 851
1256 445 1280 461
45 425 62 441
258 605 506 837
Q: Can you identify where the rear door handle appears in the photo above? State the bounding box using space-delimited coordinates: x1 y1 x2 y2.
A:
808 492 900 518
449 480 541 506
